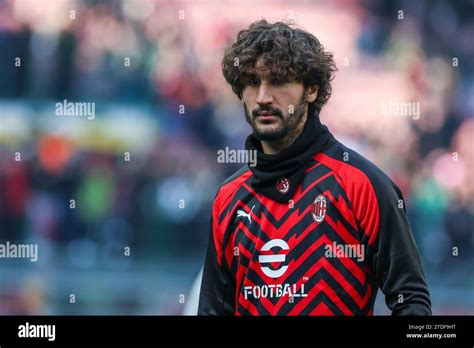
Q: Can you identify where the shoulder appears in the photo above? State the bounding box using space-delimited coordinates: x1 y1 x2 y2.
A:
316 141 403 245
213 165 253 211
316 141 401 199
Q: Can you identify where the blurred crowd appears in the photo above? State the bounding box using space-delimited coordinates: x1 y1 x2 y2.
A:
0 0 472 314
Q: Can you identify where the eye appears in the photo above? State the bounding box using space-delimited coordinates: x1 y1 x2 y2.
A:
242 74 260 87
269 76 286 86
248 77 260 87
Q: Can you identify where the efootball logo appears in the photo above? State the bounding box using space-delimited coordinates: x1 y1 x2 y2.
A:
258 239 289 278
243 238 308 300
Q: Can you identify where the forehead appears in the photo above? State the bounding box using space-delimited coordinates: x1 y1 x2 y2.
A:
254 57 269 71
245 57 270 75
242 56 301 85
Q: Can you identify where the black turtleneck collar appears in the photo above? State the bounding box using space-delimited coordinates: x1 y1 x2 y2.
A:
245 116 333 203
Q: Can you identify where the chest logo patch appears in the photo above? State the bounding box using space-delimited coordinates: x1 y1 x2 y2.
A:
312 194 327 223
276 177 290 194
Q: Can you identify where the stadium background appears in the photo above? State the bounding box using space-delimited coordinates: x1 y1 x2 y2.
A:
0 0 472 315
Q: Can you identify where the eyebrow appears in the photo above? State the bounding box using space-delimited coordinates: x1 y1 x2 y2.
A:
242 64 269 76
241 70 292 83
240 72 260 83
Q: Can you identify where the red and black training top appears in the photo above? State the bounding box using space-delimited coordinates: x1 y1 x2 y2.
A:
198 117 431 316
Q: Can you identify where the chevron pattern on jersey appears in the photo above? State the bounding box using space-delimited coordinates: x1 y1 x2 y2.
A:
213 159 378 315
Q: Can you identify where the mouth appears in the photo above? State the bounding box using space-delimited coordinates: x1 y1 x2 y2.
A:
255 111 280 123
256 114 278 120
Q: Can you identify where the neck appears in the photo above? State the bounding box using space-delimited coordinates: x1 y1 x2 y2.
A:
261 114 308 155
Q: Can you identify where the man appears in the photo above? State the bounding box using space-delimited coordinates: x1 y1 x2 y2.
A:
198 19 431 315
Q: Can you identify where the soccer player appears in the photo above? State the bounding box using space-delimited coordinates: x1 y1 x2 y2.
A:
198 20 431 315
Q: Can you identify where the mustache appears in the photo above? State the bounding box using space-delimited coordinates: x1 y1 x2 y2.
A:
251 107 283 118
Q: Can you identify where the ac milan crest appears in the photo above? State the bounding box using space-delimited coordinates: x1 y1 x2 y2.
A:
276 177 290 194
312 194 327 222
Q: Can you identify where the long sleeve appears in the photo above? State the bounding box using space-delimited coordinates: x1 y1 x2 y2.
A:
368 181 432 315
197 204 235 315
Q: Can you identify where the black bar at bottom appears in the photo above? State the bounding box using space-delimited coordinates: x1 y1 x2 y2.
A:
0 315 472 346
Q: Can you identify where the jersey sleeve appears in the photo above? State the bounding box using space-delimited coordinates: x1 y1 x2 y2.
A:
197 190 235 315
365 178 432 315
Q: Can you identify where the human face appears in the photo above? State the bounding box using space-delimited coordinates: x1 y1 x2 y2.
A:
241 58 311 142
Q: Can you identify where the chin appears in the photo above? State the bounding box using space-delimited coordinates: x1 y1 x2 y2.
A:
253 128 287 142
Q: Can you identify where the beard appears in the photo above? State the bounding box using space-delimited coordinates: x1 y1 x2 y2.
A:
244 90 308 142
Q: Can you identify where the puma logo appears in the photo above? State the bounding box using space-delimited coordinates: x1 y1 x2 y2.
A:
237 205 255 224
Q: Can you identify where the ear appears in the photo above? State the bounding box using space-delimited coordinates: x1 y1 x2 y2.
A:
306 85 319 103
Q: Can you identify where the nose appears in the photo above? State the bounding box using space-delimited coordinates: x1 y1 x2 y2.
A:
256 84 274 106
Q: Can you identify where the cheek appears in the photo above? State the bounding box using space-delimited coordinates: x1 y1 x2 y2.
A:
276 86 302 103
286 91 306 109
241 88 255 103
278 95 299 114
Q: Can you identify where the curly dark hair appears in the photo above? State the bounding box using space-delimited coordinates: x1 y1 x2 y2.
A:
222 19 337 116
